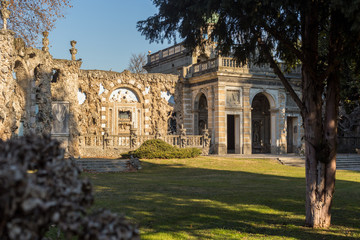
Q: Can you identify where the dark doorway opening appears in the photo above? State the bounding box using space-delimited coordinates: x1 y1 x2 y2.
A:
227 115 235 153
251 93 271 153
197 94 208 134
287 117 295 153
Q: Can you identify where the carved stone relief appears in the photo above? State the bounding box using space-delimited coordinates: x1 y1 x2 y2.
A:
51 102 69 135
226 90 241 106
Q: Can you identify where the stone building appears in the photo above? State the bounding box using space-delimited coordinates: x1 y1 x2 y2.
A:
0 21 306 156
144 43 303 155
4 0 360 157
2 24 360 156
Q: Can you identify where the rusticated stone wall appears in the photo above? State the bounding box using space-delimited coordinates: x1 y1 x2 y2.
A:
0 29 181 157
77 70 179 137
0 30 21 140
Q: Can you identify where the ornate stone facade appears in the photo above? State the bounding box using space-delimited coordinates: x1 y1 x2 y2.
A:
145 44 304 155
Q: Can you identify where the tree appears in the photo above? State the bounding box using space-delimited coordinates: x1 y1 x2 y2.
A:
1 0 72 46
127 53 147 74
137 0 360 228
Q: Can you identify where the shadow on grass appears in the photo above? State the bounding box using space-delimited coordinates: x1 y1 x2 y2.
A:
86 160 360 240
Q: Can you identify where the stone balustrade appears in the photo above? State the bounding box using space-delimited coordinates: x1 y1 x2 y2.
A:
182 56 301 78
78 131 211 158
148 43 187 63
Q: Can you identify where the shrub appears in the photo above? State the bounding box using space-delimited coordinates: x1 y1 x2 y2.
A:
0 135 139 240
123 139 202 159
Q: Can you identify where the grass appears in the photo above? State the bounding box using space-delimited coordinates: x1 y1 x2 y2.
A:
84 157 360 240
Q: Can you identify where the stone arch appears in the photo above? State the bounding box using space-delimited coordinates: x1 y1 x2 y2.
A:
193 88 209 110
193 91 208 135
251 93 271 153
106 84 144 104
250 90 276 109
103 85 145 135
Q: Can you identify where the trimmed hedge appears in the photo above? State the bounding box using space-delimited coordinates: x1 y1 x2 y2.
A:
122 139 202 159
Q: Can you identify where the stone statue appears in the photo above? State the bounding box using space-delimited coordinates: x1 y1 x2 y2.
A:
52 103 69 134
1 0 10 30
154 126 162 139
180 124 187 148
69 40 77 61
202 125 210 147
42 31 49 52
130 126 138 149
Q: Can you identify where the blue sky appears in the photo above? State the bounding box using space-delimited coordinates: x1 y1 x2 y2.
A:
48 0 172 72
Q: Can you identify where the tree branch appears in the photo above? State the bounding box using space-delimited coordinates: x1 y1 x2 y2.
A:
263 25 304 63
263 25 319 82
258 38 307 116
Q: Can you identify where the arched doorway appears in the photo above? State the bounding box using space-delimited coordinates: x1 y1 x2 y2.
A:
251 93 271 153
197 93 208 134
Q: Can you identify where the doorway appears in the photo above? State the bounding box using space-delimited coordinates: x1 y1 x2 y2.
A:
251 93 271 153
287 117 296 153
227 115 235 153
197 93 208 134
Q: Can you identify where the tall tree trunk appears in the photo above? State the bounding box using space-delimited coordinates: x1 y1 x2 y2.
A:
314 8 341 228
303 3 340 228
303 65 327 228
304 69 338 228
302 0 332 228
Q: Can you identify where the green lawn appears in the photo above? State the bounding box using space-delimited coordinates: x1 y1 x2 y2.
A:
85 157 360 240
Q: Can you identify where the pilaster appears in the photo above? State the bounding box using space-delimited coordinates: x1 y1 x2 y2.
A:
242 87 252 154
213 83 227 154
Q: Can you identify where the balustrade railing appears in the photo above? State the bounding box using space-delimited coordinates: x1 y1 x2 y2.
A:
182 56 301 78
148 44 187 64
79 132 211 150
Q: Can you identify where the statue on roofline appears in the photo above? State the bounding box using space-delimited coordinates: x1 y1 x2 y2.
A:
1 0 10 30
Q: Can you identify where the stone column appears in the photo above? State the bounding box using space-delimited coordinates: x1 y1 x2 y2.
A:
270 109 279 154
277 91 287 154
207 85 215 141
182 83 193 134
242 87 252 154
213 83 227 154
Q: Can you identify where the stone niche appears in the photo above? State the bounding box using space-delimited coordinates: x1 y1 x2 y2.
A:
51 101 70 152
104 87 143 135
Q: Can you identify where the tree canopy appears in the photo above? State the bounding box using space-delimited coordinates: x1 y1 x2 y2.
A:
138 0 360 228
2 0 72 46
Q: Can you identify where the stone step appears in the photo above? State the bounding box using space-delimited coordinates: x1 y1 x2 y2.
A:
75 158 141 173
277 157 305 167
77 163 128 167
278 155 360 171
